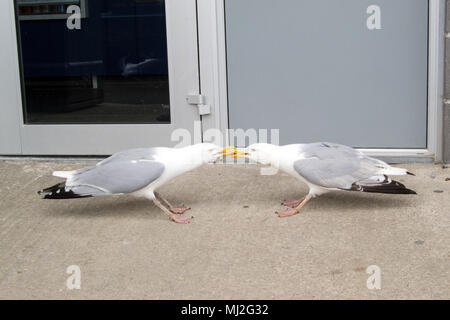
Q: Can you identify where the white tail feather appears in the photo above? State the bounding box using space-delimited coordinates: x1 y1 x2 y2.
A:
382 166 408 176
52 171 75 179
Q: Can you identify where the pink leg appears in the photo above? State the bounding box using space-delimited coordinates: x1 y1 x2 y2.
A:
275 208 299 218
169 206 191 215
169 215 192 224
275 194 313 218
154 191 191 214
282 197 305 208
153 199 192 224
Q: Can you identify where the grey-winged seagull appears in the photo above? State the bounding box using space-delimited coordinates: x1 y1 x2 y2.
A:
39 143 228 224
231 142 416 218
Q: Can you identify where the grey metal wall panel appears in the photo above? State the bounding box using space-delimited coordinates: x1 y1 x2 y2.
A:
446 38 450 97
0 1 22 154
226 0 429 148
444 0 450 163
444 104 450 163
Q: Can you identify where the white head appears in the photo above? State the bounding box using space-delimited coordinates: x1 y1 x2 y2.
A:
238 143 279 165
183 143 224 164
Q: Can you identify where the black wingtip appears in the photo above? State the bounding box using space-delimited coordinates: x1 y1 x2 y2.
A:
38 182 84 199
407 171 415 176
352 179 417 195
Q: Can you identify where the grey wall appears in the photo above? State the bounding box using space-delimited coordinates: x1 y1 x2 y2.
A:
445 1 450 163
226 0 429 149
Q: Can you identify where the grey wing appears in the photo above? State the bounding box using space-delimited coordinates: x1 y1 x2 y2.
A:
298 142 364 159
67 158 165 196
96 148 161 166
293 142 382 189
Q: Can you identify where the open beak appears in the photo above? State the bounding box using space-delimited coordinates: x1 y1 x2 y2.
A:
219 146 237 156
219 147 248 158
232 148 249 158
219 146 249 157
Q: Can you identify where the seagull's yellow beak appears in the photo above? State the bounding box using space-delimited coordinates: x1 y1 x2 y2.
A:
219 146 249 157
232 148 249 158
220 147 248 158
219 146 237 156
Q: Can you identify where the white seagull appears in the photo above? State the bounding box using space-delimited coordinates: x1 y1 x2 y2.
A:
39 143 229 224
232 142 416 218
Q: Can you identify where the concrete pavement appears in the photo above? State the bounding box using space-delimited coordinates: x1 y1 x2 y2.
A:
0 160 448 299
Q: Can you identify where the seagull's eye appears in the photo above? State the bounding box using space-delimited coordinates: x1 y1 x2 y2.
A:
250 148 256 152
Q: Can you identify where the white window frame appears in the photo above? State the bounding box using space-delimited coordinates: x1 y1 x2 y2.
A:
197 0 445 161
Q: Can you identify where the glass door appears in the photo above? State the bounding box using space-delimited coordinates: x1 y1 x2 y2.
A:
7 0 200 155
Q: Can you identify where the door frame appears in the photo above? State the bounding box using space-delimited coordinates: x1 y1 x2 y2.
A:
0 0 202 155
197 0 445 161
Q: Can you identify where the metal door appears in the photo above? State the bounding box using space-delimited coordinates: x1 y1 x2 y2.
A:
225 0 429 148
0 0 202 155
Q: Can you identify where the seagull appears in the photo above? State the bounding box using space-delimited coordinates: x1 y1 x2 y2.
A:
231 142 416 218
38 143 229 224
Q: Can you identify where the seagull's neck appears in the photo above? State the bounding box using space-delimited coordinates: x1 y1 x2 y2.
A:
172 145 205 171
261 144 283 166
265 145 298 171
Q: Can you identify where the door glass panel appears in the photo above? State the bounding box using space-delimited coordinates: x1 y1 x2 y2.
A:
15 0 170 124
